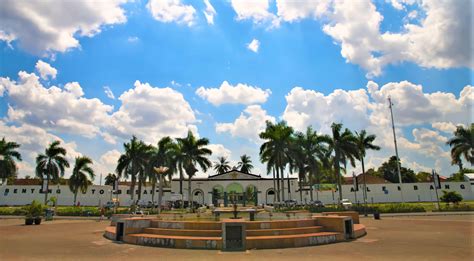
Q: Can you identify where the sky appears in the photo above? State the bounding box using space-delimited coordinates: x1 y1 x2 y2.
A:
0 0 472 184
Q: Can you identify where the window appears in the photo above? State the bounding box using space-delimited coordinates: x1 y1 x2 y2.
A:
397 186 401 191
430 185 434 190
444 185 450 189
382 186 386 191
414 185 418 190
460 184 465 189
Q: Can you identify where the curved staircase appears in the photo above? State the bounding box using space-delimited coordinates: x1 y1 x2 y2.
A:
104 212 366 250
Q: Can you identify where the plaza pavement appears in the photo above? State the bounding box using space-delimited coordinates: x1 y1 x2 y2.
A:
0 215 472 260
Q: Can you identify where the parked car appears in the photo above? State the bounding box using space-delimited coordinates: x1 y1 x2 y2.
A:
284 199 297 207
341 199 352 209
308 200 324 207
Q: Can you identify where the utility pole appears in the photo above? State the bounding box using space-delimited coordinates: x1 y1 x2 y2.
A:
388 97 404 203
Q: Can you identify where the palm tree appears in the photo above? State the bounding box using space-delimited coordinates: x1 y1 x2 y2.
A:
146 137 176 209
259 121 294 202
104 173 117 186
116 136 149 208
292 127 331 202
327 123 359 205
69 156 95 205
175 131 212 209
213 156 231 174
0 137 22 182
237 154 253 173
447 124 474 172
355 130 380 212
35 140 70 204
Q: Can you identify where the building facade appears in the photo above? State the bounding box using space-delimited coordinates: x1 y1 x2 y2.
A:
1 170 473 206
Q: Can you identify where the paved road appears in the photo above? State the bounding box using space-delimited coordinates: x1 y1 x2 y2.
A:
0 215 472 260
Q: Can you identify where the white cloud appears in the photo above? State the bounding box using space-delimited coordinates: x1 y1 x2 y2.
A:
231 0 279 27
281 80 470 176
0 70 113 138
431 122 459 134
276 0 331 22
216 105 275 143
109 80 198 144
104 86 115 99
203 0 217 25
0 120 82 178
368 81 473 127
389 0 416 10
196 81 271 106
35 60 57 80
273 0 473 77
147 0 196 26
206 144 231 159
283 87 370 133
0 64 201 146
247 39 260 53
0 0 128 55
95 149 122 177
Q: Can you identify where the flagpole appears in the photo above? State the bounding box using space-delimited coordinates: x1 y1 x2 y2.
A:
388 97 404 203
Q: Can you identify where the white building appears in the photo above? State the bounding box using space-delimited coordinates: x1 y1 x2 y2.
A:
0 170 473 206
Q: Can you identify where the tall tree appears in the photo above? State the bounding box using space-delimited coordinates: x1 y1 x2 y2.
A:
0 137 22 182
116 136 149 208
259 121 294 202
237 154 254 173
146 137 176 208
69 156 95 205
292 127 331 202
104 173 117 186
378 156 416 183
213 156 231 174
447 124 474 172
35 140 70 204
355 130 380 208
327 123 359 204
175 131 212 209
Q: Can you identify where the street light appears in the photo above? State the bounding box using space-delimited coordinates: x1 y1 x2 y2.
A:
154 166 169 215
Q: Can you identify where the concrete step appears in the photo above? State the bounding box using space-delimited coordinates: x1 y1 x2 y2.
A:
246 226 323 236
246 232 342 249
124 233 222 249
143 228 222 237
151 220 222 230
245 219 317 230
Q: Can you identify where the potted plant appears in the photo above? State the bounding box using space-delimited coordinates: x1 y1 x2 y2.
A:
24 200 45 225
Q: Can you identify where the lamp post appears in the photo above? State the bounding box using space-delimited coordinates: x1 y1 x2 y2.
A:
154 166 169 215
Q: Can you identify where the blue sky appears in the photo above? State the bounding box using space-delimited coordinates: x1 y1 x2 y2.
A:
0 0 472 183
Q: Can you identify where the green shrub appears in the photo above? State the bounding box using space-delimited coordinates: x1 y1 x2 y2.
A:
55 206 100 216
23 200 46 217
435 203 474 212
375 203 425 213
0 207 27 215
440 190 463 204
350 205 378 214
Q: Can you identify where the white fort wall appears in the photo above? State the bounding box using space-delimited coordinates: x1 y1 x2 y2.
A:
1 181 472 206
0 184 171 206
300 182 473 205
